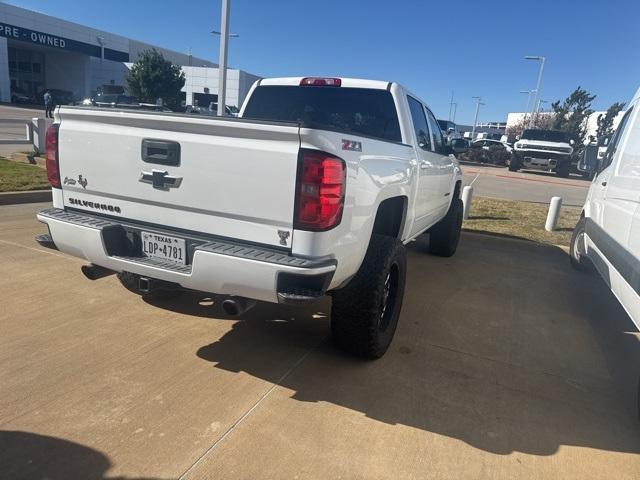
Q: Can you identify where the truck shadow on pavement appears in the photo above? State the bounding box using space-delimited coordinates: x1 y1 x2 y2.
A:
158 233 640 457
0 430 169 480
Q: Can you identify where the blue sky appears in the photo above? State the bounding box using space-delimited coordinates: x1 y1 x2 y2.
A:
8 0 640 123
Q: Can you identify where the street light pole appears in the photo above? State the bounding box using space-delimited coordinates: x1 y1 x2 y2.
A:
520 89 533 125
520 90 532 114
537 99 548 114
448 90 455 121
471 96 483 141
217 0 231 117
525 55 545 128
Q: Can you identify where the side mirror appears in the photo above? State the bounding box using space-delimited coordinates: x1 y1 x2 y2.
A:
570 139 575 146
577 145 598 173
443 144 454 156
515 135 520 140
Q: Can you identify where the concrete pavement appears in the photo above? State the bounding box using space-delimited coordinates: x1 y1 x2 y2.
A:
1 202 639 479
462 163 590 206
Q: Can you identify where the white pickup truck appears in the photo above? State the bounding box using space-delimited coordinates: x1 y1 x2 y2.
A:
37 76 463 358
509 128 574 177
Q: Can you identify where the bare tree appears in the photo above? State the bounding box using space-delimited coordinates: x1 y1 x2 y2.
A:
506 114 551 139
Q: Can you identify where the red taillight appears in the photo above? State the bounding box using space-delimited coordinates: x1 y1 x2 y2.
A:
45 124 61 188
295 150 345 231
300 77 342 87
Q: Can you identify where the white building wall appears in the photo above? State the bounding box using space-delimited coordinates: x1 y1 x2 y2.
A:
0 37 9 102
180 66 260 108
88 57 129 95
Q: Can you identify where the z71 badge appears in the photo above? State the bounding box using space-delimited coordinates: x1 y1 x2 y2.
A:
342 139 362 152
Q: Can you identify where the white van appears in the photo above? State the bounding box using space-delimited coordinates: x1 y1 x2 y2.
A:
571 87 640 330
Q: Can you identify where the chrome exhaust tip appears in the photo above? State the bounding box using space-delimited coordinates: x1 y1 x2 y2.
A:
222 297 256 317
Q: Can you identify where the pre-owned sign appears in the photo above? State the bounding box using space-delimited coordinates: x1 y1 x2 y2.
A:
0 23 67 48
0 22 128 62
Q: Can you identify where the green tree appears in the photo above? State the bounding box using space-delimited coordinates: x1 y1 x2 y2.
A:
125 49 185 110
550 87 596 145
596 102 625 140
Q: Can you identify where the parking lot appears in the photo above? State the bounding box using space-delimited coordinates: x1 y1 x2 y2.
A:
462 163 590 206
1 202 639 479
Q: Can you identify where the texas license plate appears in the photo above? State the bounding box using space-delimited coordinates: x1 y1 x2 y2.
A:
141 231 186 265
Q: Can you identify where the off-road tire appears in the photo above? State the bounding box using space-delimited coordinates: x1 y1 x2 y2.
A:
429 198 463 257
569 217 593 272
556 162 570 178
330 234 407 359
116 271 183 299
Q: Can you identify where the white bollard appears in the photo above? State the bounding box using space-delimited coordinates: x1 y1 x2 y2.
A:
545 196 563 232
32 117 47 154
461 185 473 220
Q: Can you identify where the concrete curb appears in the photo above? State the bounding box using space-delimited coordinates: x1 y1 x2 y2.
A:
462 229 571 252
0 189 52 205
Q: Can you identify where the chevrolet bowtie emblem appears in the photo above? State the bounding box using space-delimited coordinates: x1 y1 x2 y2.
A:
140 170 182 190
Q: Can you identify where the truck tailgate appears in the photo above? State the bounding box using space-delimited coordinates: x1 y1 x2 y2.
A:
57 108 300 248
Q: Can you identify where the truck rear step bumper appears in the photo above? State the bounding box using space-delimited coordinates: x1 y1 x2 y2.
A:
36 208 336 304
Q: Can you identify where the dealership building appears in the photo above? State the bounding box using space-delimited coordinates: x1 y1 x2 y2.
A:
0 2 261 108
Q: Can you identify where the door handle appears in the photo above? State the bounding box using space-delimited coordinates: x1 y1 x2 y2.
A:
601 181 607 186
420 161 430 169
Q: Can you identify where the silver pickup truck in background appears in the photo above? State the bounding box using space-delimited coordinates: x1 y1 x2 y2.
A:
37 76 463 358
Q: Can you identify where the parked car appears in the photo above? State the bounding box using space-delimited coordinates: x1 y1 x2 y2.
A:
437 119 461 142
571 86 640 415
36 76 463 359
469 139 511 164
450 138 469 155
39 89 76 106
92 94 139 107
471 139 511 152
510 129 574 177
11 86 33 104
199 103 239 116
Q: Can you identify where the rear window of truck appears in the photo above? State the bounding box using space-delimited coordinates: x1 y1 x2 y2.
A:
243 85 402 143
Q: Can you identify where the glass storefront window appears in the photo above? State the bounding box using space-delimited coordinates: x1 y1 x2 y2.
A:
8 46 46 100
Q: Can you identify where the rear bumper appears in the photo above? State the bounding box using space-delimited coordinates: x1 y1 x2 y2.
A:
37 208 336 304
